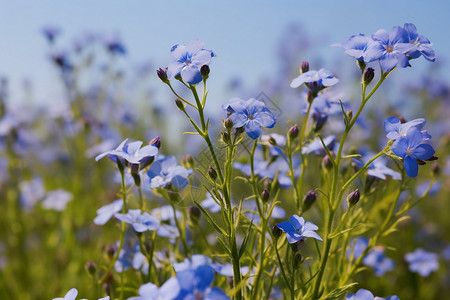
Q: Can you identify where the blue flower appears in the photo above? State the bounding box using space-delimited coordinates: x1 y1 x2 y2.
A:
290 68 339 89
166 39 215 85
53 288 109 300
347 237 369 261
391 127 435 177
174 265 229 300
362 247 395 276
384 116 429 141
353 153 401 180
147 155 192 188
42 189 73 212
276 215 323 244
94 199 124 225
364 26 415 73
114 209 160 232
346 289 399 300
224 97 276 140
302 135 335 155
128 278 180 300
333 34 372 62
405 248 439 277
403 23 435 62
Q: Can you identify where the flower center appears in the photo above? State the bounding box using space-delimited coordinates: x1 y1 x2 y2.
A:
386 44 394 53
406 148 412 155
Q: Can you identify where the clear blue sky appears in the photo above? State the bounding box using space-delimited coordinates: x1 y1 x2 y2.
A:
1 0 449 105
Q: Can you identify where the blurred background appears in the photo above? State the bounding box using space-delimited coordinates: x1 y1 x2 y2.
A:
0 0 450 299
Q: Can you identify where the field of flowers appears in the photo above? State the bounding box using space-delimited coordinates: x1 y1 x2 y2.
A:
0 22 449 300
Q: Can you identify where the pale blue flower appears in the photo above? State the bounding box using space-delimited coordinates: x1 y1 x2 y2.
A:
405 248 439 277
276 215 323 244
94 199 124 225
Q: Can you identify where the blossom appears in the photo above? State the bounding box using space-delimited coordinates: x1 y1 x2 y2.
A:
166 39 214 85
403 23 435 62
94 199 124 225
19 177 45 211
364 26 415 73
302 135 335 155
333 34 371 61
115 209 160 232
384 116 428 141
362 248 395 276
346 289 399 300
42 189 73 211
174 265 229 300
147 155 192 188
276 215 323 244
405 248 439 277
128 278 180 300
391 126 435 177
224 98 276 140
290 68 339 89
353 153 401 180
52 288 109 300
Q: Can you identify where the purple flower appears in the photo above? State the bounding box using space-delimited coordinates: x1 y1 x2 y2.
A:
128 278 180 300
174 265 229 300
364 26 416 73
346 289 399 300
403 23 435 62
224 98 276 140
166 39 214 85
362 247 395 276
276 215 323 244
391 127 435 177
94 199 124 225
290 68 339 89
333 34 372 61
147 155 192 188
405 248 439 277
114 209 160 232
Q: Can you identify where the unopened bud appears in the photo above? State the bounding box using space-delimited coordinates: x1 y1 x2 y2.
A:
302 190 317 212
293 253 303 268
209 167 217 181
175 99 185 111
224 118 233 130
347 189 360 206
322 154 333 170
105 245 116 259
346 110 353 122
431 162 440 176
288 124 299 140
307 90 314 103
272 225 282 241
222 132 231 144
200 65 210 78
103 283 112 296
301 61 309 74
150 136 161 149
85 260 96 276
268 136 277 146
157 68 169 84
182 154 195 169
188 205 201 226
363 68 374 85
261 189 270 203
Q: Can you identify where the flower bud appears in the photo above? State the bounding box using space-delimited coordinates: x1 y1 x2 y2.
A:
347 189 360 206
188 205 201 226
222 132 231 144
268 136 277 146
150 136 161 149
363 68 374 85
261 189 270 203
302 190 317 212
103 283 112 296
288 124 299 140
307 90 314 103
175 99 185 111
293 253 302 268
157 68 169 84
224 118 233 130
272 225 282 241
209 167 217 181
200 65 210 79
85 260 96 276
322 154 333 170
301 61 309 74
105 245 116 259
431 162 440 176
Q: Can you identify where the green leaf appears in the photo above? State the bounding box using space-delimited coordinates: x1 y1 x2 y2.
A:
321 282 358 300
239 221 254 258
216 236 231 256
194 201 229 237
